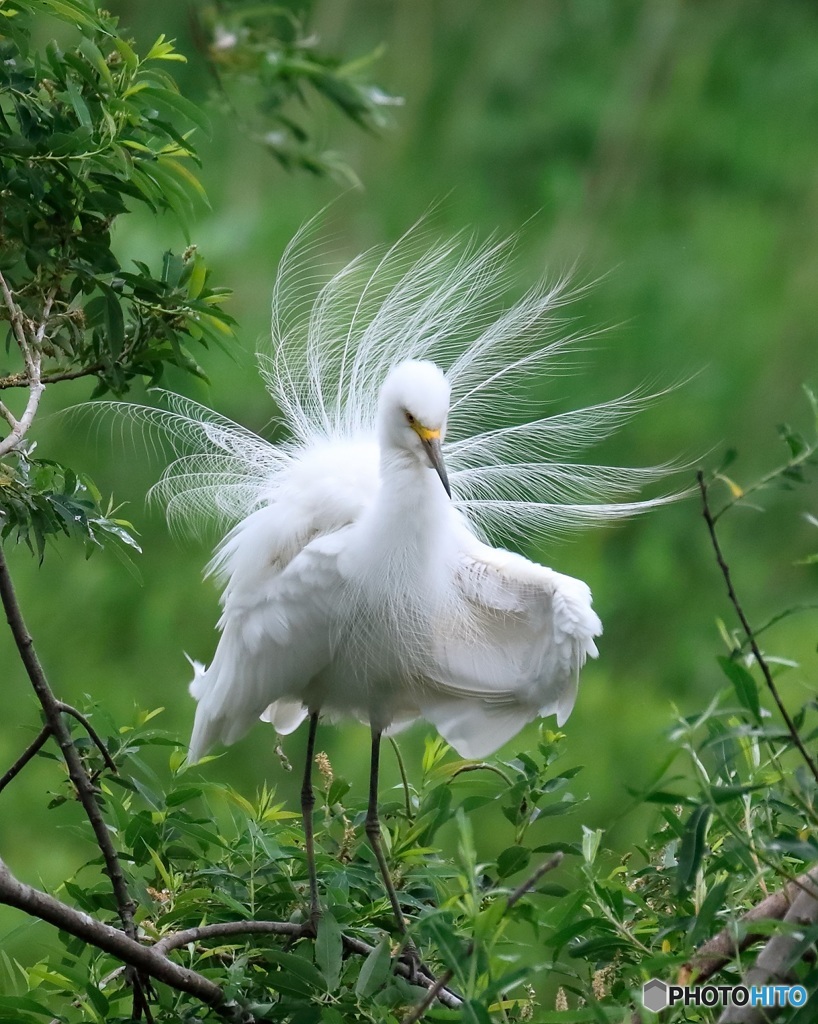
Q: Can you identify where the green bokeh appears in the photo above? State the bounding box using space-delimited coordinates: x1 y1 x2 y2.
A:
2 0 817 976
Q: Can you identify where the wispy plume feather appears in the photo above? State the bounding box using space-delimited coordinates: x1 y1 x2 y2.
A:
89 217 684 543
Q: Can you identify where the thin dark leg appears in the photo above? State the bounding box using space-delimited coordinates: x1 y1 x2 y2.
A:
300 711 320 930
366 730 416 953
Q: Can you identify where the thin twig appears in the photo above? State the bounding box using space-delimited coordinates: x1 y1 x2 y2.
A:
0 269 30 352
698 472 818 787
448 762 514 787
0 725 51 795
506 851 564 908
0 363 106 390
0 547 137 939
56 702 118 774
401 852 563 1024
155 919 307 955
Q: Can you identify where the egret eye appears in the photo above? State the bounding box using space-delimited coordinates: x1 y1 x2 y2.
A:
404 411 415 425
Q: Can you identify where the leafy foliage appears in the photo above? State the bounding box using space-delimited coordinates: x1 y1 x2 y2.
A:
0 0 234 399
195 0 401 180
0 444 139 561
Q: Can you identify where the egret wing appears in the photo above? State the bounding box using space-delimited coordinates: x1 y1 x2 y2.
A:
419 536 601 757
188 530 348 761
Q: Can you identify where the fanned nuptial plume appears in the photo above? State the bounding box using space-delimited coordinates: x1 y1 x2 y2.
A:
102 219 681 546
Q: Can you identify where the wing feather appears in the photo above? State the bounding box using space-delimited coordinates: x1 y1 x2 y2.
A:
189 532 348 761
419 537 601 757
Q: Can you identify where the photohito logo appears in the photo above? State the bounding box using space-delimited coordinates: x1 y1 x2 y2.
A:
642 979 808 1013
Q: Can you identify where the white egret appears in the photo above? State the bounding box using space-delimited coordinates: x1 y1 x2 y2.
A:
113 223 678 933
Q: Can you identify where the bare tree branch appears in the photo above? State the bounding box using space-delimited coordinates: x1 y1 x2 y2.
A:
56 701 119 774
0 272 53 456
0 725 51 795
0 855 466 1018
0 374 43 456
680 871 818 985
717 867 818 1023
0 546 137 939
154 920 463 1008
0 859 248 1019
0 363 106 391
154 919 307 955
698 472 818 787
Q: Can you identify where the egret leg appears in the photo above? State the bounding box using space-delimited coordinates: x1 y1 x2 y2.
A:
366 730 419 972
300 710 320 930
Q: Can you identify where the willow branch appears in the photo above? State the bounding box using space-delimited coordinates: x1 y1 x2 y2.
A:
401 852 563 1024
0 363 106 390
56 701 118 774
155 919 463 1008
680 870 818 984
0 859 248 1019
0 545 136 940
717 867 818 1024
698 472 818 787
0 269 30 353
0 369 43 456
0 271 50 456
155 919 306 955
0 725 51 795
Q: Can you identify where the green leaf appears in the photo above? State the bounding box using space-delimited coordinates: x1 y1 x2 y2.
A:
64 77 92 131
355 935 391 997
717 656 761 720
136 86 211 136
676 804 710 894
264 950 325 994
496 845 531 879
690 878 729 946
99 282 125 358
315 911 343 991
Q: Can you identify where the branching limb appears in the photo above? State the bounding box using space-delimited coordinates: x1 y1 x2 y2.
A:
717 867 818 1024
0 546 136 939
0 374 43 457
0 725 51 795
0 363 106 390
0 857 463 1017
0 400 17 429
680 870 818 984
0 859 242 1018
154 919 307 954
154 920 463 1008
0 271 51 457
56 701 119 774
697 471 818 787
401 852 563 1024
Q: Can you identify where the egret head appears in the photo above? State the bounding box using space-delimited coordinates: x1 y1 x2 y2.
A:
378 360 451 496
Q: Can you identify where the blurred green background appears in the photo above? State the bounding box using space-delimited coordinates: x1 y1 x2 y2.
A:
2 0 817 970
